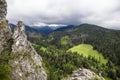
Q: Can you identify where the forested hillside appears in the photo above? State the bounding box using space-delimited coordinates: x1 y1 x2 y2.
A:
28 24 120 80
47 24 120 66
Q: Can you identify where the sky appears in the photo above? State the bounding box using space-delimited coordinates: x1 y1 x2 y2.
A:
6 0 120 29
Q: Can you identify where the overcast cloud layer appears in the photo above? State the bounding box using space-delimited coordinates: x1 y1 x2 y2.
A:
6 0 120 29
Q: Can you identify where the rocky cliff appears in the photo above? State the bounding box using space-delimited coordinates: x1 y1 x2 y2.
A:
9 21 47 80
0 0 7 20
63 68 105 80
0 0 47 80
0 0 12 54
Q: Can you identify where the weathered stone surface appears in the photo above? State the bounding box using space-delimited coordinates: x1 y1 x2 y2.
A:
63 68 105 80
0 0 8 40
12 21 28 53
0 20 12 53
0 0 47 80
10 21 47 80
0 0 10 53
0 0 7 20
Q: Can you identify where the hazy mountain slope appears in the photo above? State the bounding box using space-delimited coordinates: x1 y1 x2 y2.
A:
10 24 43 33
47 24 120 66
54 25 75 31
10 24 75 35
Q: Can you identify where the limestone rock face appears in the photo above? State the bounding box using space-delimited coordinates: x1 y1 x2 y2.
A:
0 0 7 20
63 68 104 80
10 21 47 80
0 0 10 53
0 20 12 53
0 0 47 80
12 21 28 53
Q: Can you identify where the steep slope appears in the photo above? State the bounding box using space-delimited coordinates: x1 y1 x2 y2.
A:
0 0 12 54
9 21 47 80
0 0 47 80
10 24 43 42
0 20 12 54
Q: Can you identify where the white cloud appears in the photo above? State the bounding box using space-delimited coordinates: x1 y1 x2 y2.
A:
32 22 48 26
6 0 120 29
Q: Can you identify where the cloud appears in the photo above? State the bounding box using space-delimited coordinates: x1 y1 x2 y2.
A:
6 0 120 29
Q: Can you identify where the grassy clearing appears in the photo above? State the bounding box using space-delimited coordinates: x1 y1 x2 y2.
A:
40 47 47 52
68 44 107 64
60 36 71 45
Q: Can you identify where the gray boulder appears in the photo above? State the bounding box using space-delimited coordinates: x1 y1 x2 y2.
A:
63 68 104 80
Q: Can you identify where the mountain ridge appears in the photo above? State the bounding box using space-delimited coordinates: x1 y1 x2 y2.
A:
11 23 120 36
10 23 76 35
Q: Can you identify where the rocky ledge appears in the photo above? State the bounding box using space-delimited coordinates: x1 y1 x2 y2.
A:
63 68 105 80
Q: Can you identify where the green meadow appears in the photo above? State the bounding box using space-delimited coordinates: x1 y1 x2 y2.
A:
68 44 107 64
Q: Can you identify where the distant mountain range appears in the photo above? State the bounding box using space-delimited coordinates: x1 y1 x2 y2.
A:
10 23 120 79
10 23 75 35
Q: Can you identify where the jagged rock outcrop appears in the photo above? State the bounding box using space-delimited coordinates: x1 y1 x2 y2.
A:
0 0 12 54
0 0 7 20
0 20 12 54
0 0 47 80
12 21 28 53
63 68 104 80
9 21 47 80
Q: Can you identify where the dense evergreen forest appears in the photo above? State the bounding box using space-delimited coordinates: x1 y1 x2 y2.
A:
28 24 120 80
